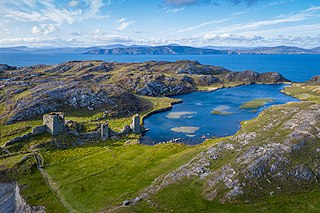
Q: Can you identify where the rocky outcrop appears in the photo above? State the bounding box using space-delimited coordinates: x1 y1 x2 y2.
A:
0 64 16 73
175 61 230 75
4 82 147 124
310 75 320 83
0 182 45 213
225 70 290 83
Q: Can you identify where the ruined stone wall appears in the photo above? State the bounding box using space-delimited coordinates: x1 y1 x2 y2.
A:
4 125 46 147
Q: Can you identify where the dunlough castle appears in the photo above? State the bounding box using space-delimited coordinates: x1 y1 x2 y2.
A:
3 112 144 147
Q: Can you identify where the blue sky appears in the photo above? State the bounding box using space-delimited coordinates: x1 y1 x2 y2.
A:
0 0 319 48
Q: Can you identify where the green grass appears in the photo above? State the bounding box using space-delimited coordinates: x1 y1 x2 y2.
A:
0 154 67 212
0 154 28 171
121 177 320 213
61 95 179 132
125 178 255 213
282 83 320 103
211 110 233 115
0 120 42 146
42 141 212 212
240 98 274 109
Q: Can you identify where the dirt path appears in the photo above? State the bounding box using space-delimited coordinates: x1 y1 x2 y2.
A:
33 151 76 213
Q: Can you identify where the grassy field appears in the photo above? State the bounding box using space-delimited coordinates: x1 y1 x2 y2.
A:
42 140 213 212
240 98 274 109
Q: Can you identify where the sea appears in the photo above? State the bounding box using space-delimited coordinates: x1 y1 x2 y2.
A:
0 53 319 82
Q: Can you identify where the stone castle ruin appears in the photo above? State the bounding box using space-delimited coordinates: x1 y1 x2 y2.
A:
101 122 110 141
131 114 141 134
43 112 66 135
3 112 144 147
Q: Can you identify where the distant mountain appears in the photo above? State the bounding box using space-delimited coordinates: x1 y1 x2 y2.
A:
311 47 320 53
85 45 230 55
0 44 132 53
1 44 319 55
202 46 253 51
236 46 319 54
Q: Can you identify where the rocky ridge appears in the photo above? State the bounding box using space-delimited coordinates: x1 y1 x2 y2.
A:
0 60 289 124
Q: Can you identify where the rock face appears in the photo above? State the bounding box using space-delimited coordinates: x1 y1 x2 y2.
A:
225 70 290 83
129 102 320 204
0 60 290 123
0 182 45 213
310 75 320 83
4 82 146 124
0 64 16 73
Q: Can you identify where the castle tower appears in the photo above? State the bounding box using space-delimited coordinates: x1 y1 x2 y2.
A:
43 112 65 135
131 114 141 134
101 122 109 140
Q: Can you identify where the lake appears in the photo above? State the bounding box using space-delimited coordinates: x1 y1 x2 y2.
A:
0 53 319 82
142 84 298 145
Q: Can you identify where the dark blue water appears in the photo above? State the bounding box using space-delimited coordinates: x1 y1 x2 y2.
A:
142 84 298 145
0 53 319 82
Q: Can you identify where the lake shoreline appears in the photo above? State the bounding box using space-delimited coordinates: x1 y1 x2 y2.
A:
141 83 299 145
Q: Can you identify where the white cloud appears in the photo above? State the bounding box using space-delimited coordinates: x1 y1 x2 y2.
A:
116 18 134 31
202 6 320 35
175 33 320 48
90 29 105 35
31 24 59 35
93 34 133 43
166 7 185 13
201 33 263 42
0 0 107 25
69 0 79 7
